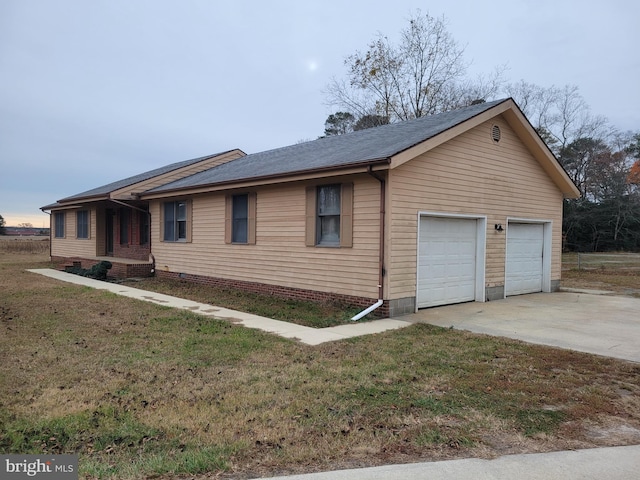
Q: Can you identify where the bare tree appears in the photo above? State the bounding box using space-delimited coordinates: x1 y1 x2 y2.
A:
505 80 558 132
505 82 610 154
324 11 503 123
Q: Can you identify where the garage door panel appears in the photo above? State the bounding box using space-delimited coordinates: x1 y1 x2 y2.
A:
506 223 543 296
418 217 477 308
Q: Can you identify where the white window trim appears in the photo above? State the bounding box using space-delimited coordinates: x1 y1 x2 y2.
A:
163 201 188 243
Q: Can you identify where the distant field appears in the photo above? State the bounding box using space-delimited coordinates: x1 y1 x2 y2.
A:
0 237 49 254
0 235 49 240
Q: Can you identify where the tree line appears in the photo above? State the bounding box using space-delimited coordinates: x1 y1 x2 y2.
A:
322 11 640 252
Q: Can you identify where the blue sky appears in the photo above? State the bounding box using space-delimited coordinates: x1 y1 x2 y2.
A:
1 0 638 226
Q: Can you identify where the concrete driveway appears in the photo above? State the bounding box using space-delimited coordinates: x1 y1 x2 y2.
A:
405 292 640 362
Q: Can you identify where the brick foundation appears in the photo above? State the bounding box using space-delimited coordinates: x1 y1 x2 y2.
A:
112 243 151 261
156 270 390 317
51 256 154 279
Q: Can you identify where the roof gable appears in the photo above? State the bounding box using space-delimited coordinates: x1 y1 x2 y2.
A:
388 99 579 198
51 149 244 206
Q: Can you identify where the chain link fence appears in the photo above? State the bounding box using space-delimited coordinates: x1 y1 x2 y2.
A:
562 252 640 271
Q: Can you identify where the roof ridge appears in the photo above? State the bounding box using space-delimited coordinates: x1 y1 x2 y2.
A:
144 99 510 194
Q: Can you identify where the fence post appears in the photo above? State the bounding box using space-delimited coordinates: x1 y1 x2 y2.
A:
577 253 581 270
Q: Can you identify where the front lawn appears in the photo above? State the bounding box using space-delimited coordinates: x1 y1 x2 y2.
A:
1 250 640 479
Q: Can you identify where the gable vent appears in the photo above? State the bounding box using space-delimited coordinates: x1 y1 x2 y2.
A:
491 125 501 143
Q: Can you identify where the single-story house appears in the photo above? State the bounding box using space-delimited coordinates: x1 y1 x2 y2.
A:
41 149 245 277
43 98 580 317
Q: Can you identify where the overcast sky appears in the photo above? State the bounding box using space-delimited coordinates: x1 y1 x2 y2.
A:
1 0 638 227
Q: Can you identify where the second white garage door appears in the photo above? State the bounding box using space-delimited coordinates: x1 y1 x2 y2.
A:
505 223 544 296
417 217 478 308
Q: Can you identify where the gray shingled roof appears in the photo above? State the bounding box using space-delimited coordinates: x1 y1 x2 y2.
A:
57 150 236 203
147 99 508 194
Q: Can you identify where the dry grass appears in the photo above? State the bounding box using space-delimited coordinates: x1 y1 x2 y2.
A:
562 252 640 297
2 251 640 479
0 237 50 254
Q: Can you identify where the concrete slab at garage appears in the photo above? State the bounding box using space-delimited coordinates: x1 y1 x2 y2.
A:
407 292 640 363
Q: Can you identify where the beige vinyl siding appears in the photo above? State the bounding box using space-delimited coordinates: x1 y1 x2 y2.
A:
387 116 564 300
111 150 245 199
150 174 381 299
50 207 98 258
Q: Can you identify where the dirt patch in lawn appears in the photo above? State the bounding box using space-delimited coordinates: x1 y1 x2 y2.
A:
1 251 640 479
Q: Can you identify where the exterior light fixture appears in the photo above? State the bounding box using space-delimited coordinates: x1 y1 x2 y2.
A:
495 224 504 231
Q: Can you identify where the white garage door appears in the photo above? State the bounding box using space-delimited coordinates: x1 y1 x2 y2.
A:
418 217 477 308
506 223 544 296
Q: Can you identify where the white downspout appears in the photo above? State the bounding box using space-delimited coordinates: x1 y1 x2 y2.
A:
351 299 383 321
351 165 388 322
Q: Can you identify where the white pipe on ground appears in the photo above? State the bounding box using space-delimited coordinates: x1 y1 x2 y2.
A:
351 299 383 321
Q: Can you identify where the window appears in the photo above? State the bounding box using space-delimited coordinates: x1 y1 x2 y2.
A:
54 212 65 238
120 208 130 245
225 193 256 244
305 183 353 247
163 201 189 242
76 210 89 239
317 185 341 245
232 194 248 243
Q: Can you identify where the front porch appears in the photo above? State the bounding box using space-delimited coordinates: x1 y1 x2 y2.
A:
51 255 154 279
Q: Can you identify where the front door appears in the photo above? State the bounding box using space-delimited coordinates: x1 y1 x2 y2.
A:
105 209 114 256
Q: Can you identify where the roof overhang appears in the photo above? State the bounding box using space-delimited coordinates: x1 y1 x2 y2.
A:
139 159 391 200
54 193 110 205
41 203 84 212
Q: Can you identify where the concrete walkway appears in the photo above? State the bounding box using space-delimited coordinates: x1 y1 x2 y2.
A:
27 269 411 345
263 445 640 480
29 270 640 360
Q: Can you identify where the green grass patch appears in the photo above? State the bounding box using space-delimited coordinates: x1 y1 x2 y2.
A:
121 278 365 327
0 407 160 455
413 396 454 415
0 407 236 478
415 428 446 445
81 444 235 478
513 409 567 437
